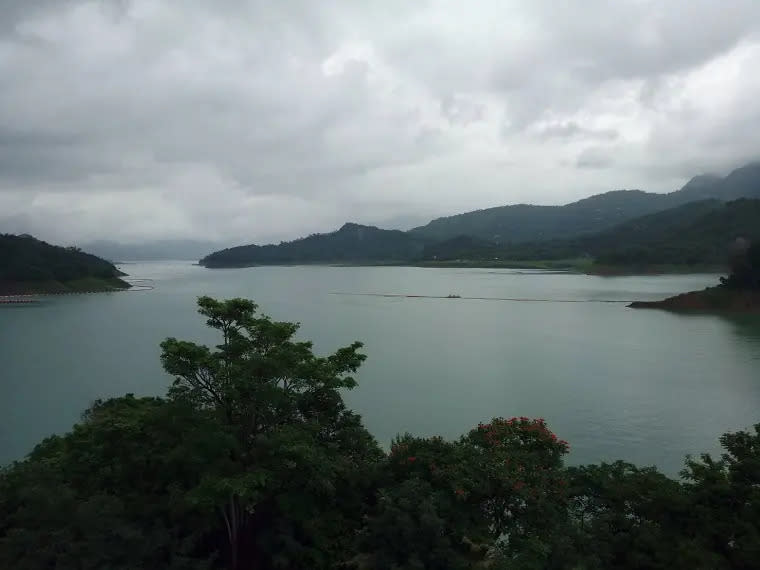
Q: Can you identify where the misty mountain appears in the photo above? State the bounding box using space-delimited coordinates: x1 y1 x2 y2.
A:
410 162 760 243
201 162 760 268
200 223 427 267
422 199 760 268
81 239 223 262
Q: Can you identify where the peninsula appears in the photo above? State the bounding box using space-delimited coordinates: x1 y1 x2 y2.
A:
0 234 131 295
629 242 760 312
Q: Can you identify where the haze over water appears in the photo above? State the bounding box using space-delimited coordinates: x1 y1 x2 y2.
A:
2 262 759 475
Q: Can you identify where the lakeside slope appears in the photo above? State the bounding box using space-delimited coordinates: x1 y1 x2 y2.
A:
0 234 131 295
629 242 760 313
629 287 760 313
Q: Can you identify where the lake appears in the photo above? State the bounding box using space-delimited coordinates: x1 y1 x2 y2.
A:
2 262 760 475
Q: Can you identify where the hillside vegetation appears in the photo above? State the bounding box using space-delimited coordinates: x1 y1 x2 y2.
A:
0 234 130 294
1 296 758 569
411 162 760 243
630 241 760 312
423 199 760 271
200 223 427 267
201 162 760 270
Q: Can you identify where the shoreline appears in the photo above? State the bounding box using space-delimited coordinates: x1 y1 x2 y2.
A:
0 277 132 297
629 287 760 313
198 259 725 276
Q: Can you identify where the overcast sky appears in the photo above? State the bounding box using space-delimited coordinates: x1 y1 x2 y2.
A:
2 0 760 245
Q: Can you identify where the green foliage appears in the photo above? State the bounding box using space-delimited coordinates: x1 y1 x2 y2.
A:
2 297 760 569
160 296 383 569
411 163 760 244
360 418 571 569
199 162 760 269
200 223 428 267
680 425 760 568
0 233 128 293
721 242 760 290
0 395 232 569
421 199 760 269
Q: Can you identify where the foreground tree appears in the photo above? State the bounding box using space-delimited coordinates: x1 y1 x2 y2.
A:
0 297 382 570
359 418 571 568
0 395 233 569
160 297 383 569
1 297 759 569
680 424 760 569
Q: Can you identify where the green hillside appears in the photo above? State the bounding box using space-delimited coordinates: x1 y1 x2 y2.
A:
0 234 130 295
421 199 760 271
201 162 760 270
200 223 428 267
410 163 760 243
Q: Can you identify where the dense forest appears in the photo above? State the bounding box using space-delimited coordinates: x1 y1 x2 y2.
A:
0 234 130 294
423 199 760 270
1 295 758 569
410 162 760 243
201 199 760 272
201 223 427 267
201 163 760 270
630 243 760 311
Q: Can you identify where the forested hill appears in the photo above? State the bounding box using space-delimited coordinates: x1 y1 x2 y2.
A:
0 234 130 294
410 162 760 243
594 198 760 268
422 199 760 270
201 162 760 269
200 223 427 267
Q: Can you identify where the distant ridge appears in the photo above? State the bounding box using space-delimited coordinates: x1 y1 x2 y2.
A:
200 161 760 269
200 223 426 268
409 162 760 243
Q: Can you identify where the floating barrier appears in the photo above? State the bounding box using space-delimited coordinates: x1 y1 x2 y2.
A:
330 292 632 304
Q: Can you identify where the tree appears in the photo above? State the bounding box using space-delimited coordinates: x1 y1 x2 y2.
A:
681 424 760 568
2 295 760 568
160 296 383 569
0 395 233 569
720 242 760 290
360 418 571 568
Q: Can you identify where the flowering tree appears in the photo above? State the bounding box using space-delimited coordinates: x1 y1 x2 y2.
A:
360 417 570 568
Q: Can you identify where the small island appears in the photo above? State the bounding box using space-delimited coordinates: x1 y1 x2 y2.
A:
0 234 131 296
629 241 760 312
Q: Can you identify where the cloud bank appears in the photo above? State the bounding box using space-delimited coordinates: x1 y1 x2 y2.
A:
1 0 759 244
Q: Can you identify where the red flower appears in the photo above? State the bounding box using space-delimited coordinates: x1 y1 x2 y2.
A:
455 488 465 496
407 456 417 463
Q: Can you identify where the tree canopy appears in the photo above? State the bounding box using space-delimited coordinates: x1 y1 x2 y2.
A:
1 296 759 569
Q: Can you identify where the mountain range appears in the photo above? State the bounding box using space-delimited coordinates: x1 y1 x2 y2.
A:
409 162 760 242
200 162 760 270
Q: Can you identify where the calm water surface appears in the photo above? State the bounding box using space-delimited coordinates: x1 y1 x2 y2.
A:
2 262 760 474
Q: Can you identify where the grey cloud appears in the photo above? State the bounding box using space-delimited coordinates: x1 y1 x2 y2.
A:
576 148 615 170
536 122 618 141
1 0 759 244
440 94 485 126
